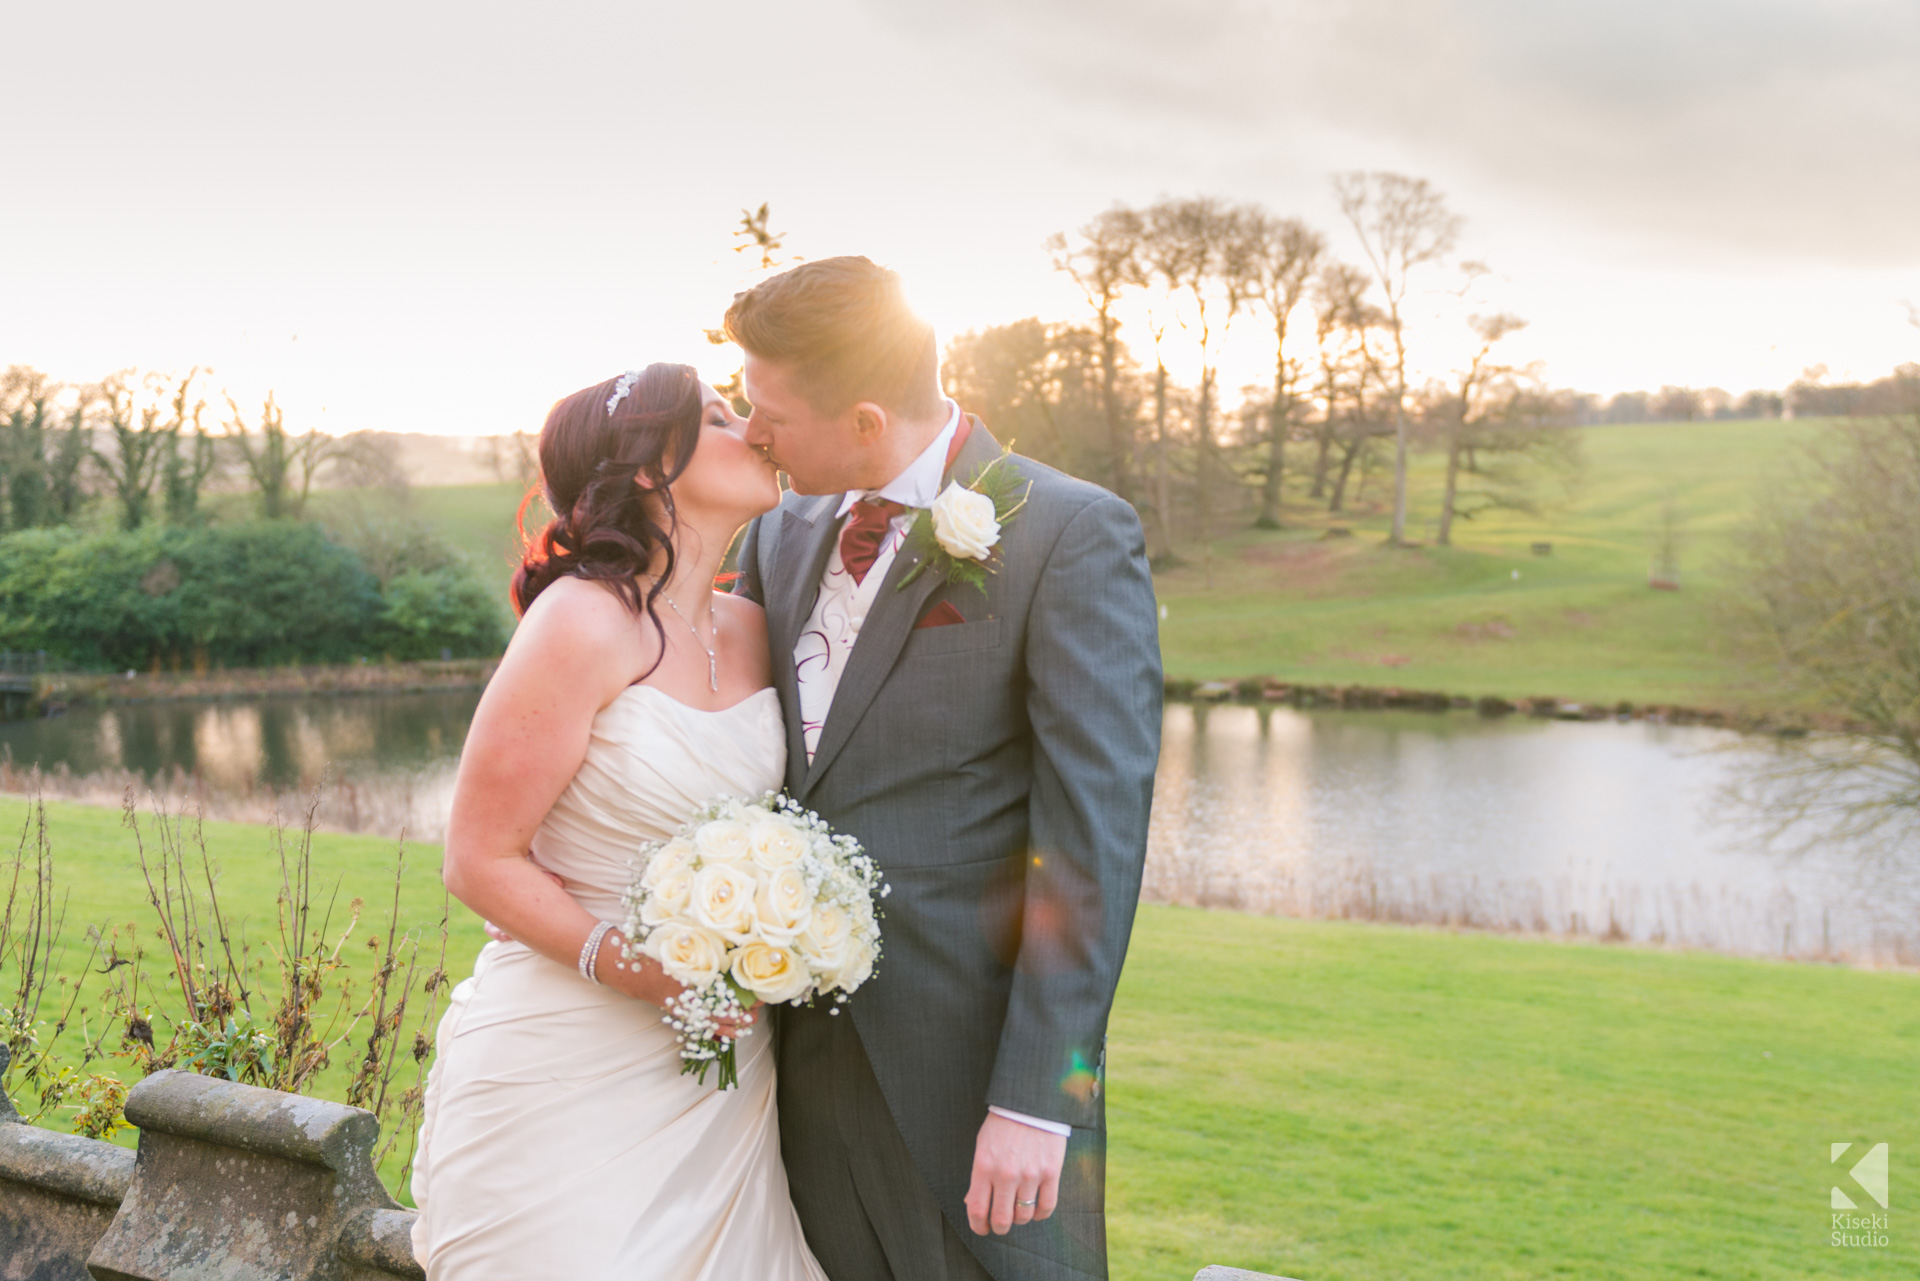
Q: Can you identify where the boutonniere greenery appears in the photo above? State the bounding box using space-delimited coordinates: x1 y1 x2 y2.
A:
897 447 1031 594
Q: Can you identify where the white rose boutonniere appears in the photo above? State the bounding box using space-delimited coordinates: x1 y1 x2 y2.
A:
930 483 1001 561
900 445 1031 594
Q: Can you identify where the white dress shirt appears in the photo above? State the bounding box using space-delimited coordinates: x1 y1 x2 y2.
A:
790 401 1072 1140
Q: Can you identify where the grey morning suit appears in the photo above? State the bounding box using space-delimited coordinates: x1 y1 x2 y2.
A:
735 421 1162 1281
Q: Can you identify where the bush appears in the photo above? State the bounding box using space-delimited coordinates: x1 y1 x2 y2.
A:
320 507 507 660
0 519 502 669
376 565 505 660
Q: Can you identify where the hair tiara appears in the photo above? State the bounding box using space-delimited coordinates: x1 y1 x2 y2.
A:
606 369 643 418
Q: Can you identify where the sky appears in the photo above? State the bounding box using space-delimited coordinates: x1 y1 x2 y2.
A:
6 0 1919 438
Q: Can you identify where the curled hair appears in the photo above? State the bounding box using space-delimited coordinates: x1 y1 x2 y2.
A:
510 364 703 661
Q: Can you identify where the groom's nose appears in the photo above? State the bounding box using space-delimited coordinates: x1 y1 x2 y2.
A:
743 413 773 450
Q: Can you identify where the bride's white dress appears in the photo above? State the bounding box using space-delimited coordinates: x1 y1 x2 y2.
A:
410 684 826 1280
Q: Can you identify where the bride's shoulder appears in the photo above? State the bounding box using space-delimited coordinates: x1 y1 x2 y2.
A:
517 579 660 661
714 591 768 638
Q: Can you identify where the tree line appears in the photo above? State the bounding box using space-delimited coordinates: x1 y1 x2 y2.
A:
0 366 413 534
941 174 1577 568
0 365 502 671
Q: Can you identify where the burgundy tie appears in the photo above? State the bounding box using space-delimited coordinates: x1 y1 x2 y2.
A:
838 498 908 585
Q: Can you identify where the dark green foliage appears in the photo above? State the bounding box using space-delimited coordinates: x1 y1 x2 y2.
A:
375 566 505 659
321 506 507 660
0 367 85 532
0 514 505 670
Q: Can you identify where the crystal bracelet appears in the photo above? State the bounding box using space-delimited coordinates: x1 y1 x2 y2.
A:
578 920 616 985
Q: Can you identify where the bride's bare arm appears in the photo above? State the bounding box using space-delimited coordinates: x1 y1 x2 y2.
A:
441 581 736 1022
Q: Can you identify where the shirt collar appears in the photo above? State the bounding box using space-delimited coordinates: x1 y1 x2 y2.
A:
835 400 962 519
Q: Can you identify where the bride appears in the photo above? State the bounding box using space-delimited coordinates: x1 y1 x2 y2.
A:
409 363 825 1279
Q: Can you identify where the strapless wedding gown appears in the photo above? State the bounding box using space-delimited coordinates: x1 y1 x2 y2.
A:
410 684 826 1280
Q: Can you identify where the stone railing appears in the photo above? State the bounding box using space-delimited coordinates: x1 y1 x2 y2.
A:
0 1048 1290 1281
0 1047 423 1280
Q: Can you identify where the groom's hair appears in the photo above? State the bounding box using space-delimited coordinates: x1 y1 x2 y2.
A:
723 256 942 420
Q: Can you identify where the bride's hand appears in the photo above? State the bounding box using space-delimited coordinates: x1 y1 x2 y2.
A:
596 932 760 1040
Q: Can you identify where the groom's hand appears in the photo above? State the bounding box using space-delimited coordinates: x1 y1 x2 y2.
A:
965 1113 1067 1236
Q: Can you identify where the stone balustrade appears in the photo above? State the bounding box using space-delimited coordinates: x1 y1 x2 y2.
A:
2 1047 1290 1281
0 1046 422 1281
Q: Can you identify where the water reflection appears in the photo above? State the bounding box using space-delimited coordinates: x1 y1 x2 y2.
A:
3 696 1914 965
0 693 482 840
1146 704 1919 965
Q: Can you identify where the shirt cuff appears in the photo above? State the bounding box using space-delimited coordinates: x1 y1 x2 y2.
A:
988 1105 1072 1137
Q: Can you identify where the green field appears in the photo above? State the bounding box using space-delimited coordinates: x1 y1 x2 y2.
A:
405 419 1816 712
7 798 1912 1278
1150 418 1815 710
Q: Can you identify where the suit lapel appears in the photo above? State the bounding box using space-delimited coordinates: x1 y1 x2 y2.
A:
800 420 1002 800
771 494 843 789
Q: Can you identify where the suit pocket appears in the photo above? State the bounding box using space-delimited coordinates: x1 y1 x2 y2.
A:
901 616 1002 659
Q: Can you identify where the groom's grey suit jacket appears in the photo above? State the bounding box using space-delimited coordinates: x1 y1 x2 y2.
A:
735 420 1161 1279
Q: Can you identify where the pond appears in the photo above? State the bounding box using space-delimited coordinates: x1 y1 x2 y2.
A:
3 694 1914 965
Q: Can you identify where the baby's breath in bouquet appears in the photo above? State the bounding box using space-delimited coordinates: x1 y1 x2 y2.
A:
621 793 887 1090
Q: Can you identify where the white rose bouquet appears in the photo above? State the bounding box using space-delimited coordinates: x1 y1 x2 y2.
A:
621 792 887 1090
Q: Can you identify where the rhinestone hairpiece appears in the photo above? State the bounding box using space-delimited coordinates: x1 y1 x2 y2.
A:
606 369 643 418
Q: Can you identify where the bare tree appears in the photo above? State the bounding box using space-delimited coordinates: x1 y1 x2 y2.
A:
1 368 58 531
473 431 540 489
1333 172 1461 545
224 392 330 520
1651 385 1705 422
1435 312 1526 545
90 373 170 531
327 431 412 505
158 369 218 526
1308 262 1391 513
1733 378 1920 850
1136 208 1202 564
1047 205 1147 501
1235 212 1326 528
1145 196 1248 583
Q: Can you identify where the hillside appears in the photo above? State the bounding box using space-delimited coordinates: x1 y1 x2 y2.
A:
411 419 1819 711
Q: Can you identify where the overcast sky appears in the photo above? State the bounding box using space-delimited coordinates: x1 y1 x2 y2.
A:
7 0 1919 437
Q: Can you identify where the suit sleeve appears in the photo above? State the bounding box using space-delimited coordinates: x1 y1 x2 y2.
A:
987 493 1162 1129
733 514 767 605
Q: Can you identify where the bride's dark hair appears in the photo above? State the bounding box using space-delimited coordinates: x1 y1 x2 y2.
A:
511 365 704 650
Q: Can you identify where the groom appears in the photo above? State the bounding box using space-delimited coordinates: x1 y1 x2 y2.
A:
729 257 1161 1281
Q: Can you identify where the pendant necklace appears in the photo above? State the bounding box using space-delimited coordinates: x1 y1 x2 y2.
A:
662 594 720 692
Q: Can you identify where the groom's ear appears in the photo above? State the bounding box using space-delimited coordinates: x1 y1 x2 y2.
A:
849 401 890 444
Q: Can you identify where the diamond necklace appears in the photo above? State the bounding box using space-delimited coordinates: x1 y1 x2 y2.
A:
661 593 719 693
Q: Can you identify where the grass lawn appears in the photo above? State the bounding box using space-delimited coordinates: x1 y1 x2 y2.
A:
1150 419 1818 711
1110 907 1916 1280
8 798 1912 1277
399 419 1824 712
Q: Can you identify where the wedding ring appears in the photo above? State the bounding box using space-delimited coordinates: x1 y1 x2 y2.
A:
1015 1198 1038 1208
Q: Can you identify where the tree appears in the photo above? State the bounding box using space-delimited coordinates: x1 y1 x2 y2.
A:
1734 377 1920 850
474 431 539 488
1434 311 1527 546
158 369 218 526
327 431 412 506
90 373 170 531
1651 385 1704 422
1333 171 1461 545
944 319 1111 480
1135 206 1201 564
1144 196 1248 582
1234 211 1326 528
224 391 330 519
1307 261 1391 513
1047 205 1147 501
0 367 58 531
